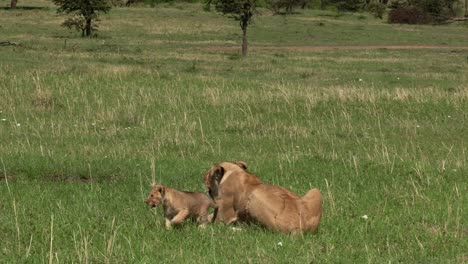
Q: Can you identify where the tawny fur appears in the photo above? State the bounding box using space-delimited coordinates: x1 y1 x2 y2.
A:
146 184 216 229
204 161 322 234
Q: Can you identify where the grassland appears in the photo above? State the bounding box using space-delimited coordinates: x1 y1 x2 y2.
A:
1 0 467 263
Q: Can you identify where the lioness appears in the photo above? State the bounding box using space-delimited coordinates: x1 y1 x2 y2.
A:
146 183 216 229
204 161 322 234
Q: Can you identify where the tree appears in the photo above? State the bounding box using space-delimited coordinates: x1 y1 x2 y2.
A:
211 0 256 56
52 0 112 37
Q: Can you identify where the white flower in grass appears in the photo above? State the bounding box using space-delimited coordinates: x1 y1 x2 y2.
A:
448 116 451 118
16 123 21 127
361 215 368 220
397 77 400 80
277 242 283 247
1 118 6 121
91 123 96 126
359 78 363 82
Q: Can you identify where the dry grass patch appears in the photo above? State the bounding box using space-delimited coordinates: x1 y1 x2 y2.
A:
146 21 233 35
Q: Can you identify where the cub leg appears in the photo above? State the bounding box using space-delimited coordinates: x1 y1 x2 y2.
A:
170 209 189 225
197 208 209 228
165 218 172 230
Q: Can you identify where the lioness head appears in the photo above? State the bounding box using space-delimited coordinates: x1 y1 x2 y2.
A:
204 161 247 199
146 184 165 208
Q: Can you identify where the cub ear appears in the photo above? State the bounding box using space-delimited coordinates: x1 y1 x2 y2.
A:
234 161 247 170
158 186 166 196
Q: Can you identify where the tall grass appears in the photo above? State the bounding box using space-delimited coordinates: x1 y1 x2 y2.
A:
1 0 467 262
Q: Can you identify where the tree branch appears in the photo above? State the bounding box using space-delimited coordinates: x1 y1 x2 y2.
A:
429 13 468 24
0 41 20 46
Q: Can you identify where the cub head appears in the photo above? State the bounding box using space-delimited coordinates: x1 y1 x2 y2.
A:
145 184 166 208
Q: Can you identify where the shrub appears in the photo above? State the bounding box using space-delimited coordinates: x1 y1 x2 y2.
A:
268 0 308 14
388 6 429 24
388 0 457 22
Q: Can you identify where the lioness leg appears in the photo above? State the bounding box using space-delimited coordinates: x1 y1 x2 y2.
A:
170 209 189 225
216 196 238 224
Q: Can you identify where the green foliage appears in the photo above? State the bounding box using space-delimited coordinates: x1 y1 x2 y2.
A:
268 0 310 14
367 1 386 18
52 0 112 36
330 0 364 11
419 0 457 16
212 0 256 25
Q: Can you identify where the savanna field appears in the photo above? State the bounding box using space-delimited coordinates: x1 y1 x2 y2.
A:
1 0 467 262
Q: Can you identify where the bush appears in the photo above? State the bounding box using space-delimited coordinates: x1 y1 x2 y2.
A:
367 2 386 19
334 0 363 11
388 0 457 19
388 6 429 24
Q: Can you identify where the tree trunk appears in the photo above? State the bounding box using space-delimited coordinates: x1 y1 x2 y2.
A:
241 26 247 56
10 0 17 9
465 0 468 17
85 17 92 37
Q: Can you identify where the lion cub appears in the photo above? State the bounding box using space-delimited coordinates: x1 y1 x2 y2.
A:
145 183 216 229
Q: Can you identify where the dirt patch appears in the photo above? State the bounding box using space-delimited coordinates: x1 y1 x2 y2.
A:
44 174 120 184
459 255 468 263
202 45 468 52
0 174 17 183
46 174 95 183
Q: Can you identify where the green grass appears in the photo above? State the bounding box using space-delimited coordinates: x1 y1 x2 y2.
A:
1 0 467 263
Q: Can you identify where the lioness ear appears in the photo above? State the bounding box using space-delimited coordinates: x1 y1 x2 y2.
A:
208 165 225 199
235 161 247 170
213 166 225 183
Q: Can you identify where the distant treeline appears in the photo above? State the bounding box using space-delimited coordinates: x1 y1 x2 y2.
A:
122 0 466 21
